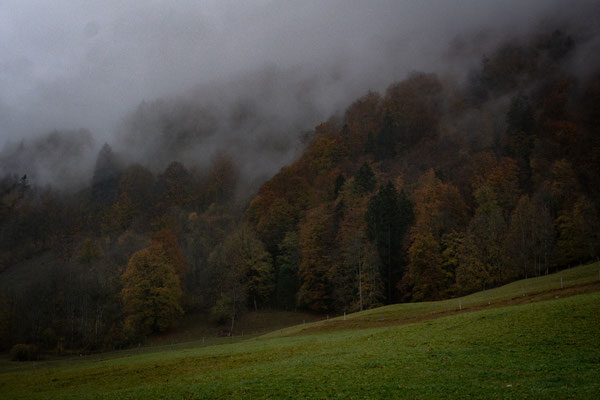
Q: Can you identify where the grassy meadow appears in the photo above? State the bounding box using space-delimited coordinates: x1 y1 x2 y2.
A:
267 262 600 337
1 263 599 399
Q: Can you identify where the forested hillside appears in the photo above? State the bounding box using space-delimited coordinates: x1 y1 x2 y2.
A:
1 28 599 354
248 29 600 311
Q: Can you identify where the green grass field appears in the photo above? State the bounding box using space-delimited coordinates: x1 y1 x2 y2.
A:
1 263 599 399
266 262 600 338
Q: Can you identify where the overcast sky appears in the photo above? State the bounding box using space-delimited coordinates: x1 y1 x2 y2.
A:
1 0 598 149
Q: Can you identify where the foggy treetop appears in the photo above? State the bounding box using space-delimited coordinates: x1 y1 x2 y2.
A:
1 0 599 188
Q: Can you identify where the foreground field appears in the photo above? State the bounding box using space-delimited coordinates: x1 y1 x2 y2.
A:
1 283 599 398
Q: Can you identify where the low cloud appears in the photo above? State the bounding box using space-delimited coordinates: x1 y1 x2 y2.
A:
1 0 598 188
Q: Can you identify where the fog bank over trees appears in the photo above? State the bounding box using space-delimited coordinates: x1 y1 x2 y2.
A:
2 1 599 190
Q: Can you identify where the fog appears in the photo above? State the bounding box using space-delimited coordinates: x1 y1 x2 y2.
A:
1 0 598 188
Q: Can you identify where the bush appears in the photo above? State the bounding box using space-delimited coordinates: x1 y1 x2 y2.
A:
10 344 39 361
210 295 233 325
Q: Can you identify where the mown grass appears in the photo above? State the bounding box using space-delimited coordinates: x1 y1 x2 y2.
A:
1 285 599 398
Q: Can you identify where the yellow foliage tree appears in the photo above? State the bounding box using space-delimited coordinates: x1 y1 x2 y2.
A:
121 245 183 340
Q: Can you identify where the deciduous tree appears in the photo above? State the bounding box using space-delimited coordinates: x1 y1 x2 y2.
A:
298 205 336 311
121 246 183 340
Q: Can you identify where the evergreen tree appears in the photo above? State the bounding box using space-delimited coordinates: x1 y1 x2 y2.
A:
334 173 346 198
366 182 413 303
375 112 400 160
505 94 535 186
364 132 375 155
156 161 193 210
355 163 376 194
276 231 301 310
507 94 535 134
91 143 121 206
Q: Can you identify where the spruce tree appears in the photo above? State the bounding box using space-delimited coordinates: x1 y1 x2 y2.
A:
366 182 413 303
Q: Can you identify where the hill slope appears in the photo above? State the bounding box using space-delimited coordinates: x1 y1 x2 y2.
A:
264 261 600 337
3 27 600 352
1 265 599 399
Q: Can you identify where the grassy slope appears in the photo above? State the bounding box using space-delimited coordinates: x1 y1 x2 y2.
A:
0 310 322 372
0 264 599 399
265 262 600 338
146 309 322 346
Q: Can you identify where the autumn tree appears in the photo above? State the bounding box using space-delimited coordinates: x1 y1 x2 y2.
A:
297 205 336 311
402 231 447 301
106 164 155 231
342 91 382 157
548 159 580 211
77 237 102 264
247 165 310 252
485 158 520 218
151 230 188 280
440 231 463 296
382 72 443 148
554 195 599 266
121 245 183 340
411 169 468 238
336 196 383 311
457 197 507 291
456 184 508 292
210 224 274 319
203 152 239 205
306 134 342 176
406 170 468 299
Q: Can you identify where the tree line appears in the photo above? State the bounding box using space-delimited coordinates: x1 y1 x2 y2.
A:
1 29 599 354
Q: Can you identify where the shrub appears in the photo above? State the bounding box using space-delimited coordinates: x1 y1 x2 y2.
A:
10 344 39 361
210 295 233 325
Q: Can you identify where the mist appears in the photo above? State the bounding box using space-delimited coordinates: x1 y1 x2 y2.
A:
1 0 599 189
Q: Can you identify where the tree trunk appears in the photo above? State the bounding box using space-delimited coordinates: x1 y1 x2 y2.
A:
387 225 391 303
229 292 236 336
358 259 363 312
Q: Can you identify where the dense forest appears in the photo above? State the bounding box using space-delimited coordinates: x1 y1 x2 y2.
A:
1 28 599 353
